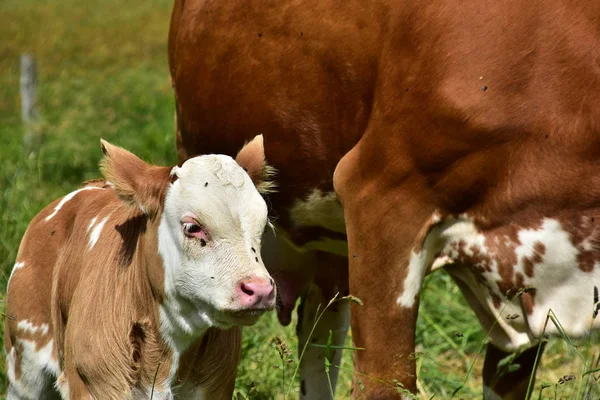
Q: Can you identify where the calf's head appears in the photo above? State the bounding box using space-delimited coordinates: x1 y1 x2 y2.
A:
100 136 275 328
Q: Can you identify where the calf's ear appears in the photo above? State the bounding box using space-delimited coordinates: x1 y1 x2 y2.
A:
235 134 276 194
99 139 172 215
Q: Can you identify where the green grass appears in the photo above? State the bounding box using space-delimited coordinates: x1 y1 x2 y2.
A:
1 1 599 399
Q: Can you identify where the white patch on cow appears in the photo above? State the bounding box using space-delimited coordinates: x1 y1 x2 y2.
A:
431 255 453 271
7 261 25 287
397 250 430 308
581 238 594 252
7 338 60 399
17 320 49 336
6 347 21 397
440 218 489 258
438 216 600 351
518 219 600 338
397 212 452 308
512 219 561 281
407 215 534 350
439 217 536 350
430 210 442 224
438 218 499 284
88 215 110 249
45 186 101 221
87 216 98 232
32 339 60 376
290 189 346 234
56 373 70 400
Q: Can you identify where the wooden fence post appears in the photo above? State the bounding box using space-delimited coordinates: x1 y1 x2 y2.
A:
21 54 40 150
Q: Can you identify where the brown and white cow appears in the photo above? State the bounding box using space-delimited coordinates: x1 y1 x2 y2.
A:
5 137 275 399
169 0 600 398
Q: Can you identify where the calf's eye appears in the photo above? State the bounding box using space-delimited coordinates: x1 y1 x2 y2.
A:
183 222 206 240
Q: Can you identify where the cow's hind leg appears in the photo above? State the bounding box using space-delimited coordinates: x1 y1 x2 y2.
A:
482 342 546 400
297 253 350 400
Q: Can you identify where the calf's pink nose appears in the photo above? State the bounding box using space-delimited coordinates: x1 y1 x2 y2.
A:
237 278 276 309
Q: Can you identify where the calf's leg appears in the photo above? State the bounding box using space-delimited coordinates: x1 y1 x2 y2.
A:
5 338 61 400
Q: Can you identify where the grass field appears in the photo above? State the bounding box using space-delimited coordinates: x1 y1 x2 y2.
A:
1 1 599 399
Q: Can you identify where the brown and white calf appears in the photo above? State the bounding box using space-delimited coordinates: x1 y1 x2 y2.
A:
5 137 275 399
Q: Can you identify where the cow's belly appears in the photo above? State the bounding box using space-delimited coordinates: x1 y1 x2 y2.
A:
431 214 600 352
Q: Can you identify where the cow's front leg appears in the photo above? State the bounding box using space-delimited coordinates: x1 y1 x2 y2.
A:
334 145 437 399
297 253 350 400
482 342 546 400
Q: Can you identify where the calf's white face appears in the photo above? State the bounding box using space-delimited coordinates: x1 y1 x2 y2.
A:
159 151 275 328
99 135 274 337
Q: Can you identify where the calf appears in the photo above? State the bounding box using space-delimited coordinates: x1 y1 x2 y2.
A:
5 136 275 399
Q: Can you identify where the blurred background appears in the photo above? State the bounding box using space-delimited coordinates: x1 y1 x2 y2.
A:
1 1 596 398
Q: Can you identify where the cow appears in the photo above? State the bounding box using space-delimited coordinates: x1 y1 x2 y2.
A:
4 137 276 399
168 0 600 398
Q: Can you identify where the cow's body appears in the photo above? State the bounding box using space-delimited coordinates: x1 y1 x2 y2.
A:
169 0 600 398
5 139 275 399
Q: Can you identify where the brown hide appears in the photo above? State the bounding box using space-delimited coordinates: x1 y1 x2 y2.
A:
169 0 600 398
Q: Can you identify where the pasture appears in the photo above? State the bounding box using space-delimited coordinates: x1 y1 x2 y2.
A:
1 0 599 398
